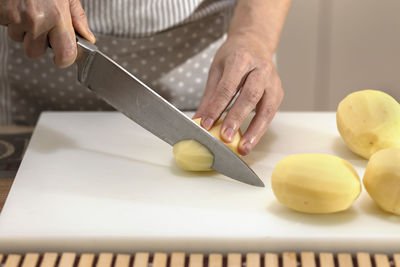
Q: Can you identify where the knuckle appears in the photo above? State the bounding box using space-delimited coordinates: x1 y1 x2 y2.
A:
4 2 15 22
257 113 270 126
251 70 265 83
217 89 233 102
19 2 47 35
69 0 80 7
21 7 33 22
261 104 276 120
258 60 272 73
7 9 21 23
70 0 88 20
245 89 263 104
48 6 63 22
75 10 87 21
217 81 236 100
69 0 78 7
25 14 44 35
227 112 245 125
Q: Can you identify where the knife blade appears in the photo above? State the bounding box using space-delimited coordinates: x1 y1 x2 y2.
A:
74 36 264 187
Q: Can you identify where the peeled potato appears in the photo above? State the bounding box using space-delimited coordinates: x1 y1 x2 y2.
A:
363 148 400 215
336 89 400 159
173 139 214 171
173 118 242 171
271 154 361 214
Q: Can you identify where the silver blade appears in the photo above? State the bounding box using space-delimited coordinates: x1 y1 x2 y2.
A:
75 37 264 187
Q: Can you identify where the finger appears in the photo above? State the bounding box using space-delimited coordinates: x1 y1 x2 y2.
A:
0 1 20 25
193 64 222 120
238 78 283 156
198 57 251 130
69 0 95 43
24 32 48 59
220 68 267 143
20 0 51 39
48 22 77 68
8 24 25 42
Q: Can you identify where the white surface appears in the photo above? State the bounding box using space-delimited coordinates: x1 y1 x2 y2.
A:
0 112 399 253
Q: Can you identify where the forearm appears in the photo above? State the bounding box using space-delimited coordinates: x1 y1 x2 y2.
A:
228 0 292 57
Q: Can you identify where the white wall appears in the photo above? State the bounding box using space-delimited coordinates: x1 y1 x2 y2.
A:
277 0 400 111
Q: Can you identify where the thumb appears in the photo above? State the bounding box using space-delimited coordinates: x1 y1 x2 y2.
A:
69 0 96 43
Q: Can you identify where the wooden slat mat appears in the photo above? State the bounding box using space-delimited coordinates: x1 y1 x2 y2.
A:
1 252 399 267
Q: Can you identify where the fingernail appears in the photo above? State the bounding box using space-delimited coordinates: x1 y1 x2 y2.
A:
202 117 214 130
242 142 252 155
223 127 235 142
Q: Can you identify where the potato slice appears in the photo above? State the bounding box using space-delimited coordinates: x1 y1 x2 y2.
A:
172 118 241 171
336 89 400 159
271 154 361 214
363 148 400 215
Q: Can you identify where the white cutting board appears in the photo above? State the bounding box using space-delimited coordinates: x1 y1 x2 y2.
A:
0 112 399 253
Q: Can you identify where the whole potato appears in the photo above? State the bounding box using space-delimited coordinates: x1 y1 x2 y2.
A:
336 90 400 159
271 154 361 214
363 148 400 215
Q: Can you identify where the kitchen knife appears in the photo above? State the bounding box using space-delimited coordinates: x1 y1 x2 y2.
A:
74 36 264 187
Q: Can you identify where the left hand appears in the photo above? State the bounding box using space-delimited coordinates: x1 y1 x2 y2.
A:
194 33 284 156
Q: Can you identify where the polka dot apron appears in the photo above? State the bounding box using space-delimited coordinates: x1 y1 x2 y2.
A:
0 12 231 125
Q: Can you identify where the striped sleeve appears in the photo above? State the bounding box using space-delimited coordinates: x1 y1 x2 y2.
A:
81 0 237 38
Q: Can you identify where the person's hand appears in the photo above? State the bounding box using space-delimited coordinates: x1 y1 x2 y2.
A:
0 0 95 68
194 33 284 156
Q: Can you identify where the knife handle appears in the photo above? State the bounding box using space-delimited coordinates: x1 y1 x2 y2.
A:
47 33 97 50
46 33 98 89
47 34 98 67
74 35 98 84
75 35 98 55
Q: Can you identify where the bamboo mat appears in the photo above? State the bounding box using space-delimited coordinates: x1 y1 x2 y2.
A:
1 252 399 267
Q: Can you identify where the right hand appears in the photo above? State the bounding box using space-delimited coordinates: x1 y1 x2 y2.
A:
0 0 96 68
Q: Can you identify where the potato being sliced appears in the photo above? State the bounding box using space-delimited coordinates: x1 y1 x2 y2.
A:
173 139 214 171
172 118 241 171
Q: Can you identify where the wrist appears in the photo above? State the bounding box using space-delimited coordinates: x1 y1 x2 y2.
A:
226 31 276 60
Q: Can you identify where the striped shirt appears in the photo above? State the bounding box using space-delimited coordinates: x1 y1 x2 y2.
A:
81 0 237 37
